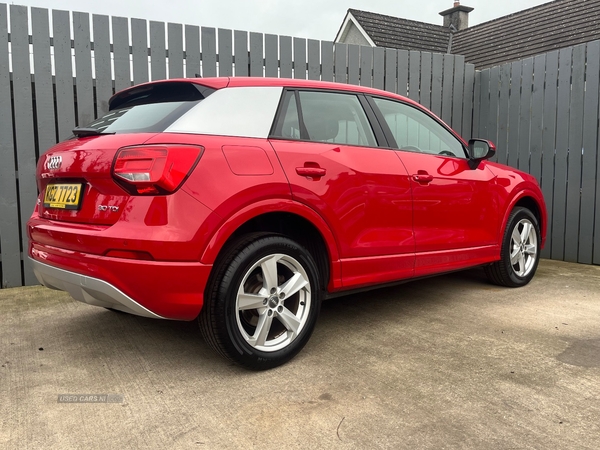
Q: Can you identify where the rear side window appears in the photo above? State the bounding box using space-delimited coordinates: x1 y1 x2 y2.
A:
272 90 377 147
166 86 283 139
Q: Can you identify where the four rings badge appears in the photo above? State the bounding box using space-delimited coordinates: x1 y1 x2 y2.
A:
45 155 62 170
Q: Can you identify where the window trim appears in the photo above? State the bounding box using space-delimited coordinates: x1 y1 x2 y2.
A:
365 95 469 159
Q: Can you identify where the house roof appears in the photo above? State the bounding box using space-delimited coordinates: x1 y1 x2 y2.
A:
339 0 600 69
344 8 450 54
452 0 600 68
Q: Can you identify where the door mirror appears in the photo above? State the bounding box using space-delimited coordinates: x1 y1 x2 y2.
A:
467 139 496 169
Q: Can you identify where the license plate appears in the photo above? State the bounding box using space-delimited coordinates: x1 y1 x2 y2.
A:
43 183 84 210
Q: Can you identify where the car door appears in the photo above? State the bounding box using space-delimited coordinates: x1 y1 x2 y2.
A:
368 96 500 276
269 89 415 288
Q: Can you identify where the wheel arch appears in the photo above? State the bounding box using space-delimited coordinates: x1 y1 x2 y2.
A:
200 200 341 291
501 189 547 248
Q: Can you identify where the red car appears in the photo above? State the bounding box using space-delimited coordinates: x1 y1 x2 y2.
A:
28 77 546 369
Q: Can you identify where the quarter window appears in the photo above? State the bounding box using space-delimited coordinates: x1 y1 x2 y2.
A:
372 97 466 158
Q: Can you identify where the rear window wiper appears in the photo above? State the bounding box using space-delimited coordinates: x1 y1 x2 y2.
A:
72 127 116 138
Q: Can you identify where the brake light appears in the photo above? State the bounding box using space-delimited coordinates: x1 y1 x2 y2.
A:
112 145 203 195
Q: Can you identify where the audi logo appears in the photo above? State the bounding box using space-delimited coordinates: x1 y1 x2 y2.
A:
45 155 62 170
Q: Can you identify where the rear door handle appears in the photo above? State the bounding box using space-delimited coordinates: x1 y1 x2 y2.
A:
296 167 326 178
412 172 433 184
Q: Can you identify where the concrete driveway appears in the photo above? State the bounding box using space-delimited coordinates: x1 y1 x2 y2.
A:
1 259 599 449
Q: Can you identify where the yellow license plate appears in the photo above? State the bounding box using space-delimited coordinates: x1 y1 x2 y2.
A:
43 183 83 210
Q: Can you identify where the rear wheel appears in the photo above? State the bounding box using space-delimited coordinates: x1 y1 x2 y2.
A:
485 207 540 287
199 234 322 370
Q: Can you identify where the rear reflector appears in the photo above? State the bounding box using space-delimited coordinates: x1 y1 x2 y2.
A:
113 145 203 195
104 249 154 260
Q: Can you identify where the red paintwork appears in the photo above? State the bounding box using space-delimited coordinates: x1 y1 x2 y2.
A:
28 77 547 320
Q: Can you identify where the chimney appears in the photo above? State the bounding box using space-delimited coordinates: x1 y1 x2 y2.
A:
439 1 474 31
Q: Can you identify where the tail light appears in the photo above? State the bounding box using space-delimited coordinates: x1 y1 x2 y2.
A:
112 145 203 195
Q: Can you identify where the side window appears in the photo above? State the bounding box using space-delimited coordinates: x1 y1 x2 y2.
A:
372 97 466 158
299 91 377 147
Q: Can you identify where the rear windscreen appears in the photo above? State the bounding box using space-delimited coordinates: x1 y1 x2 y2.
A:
84 101 199 134
82 82 215 134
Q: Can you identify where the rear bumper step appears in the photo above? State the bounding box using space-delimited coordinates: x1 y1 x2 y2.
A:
29 257 166 319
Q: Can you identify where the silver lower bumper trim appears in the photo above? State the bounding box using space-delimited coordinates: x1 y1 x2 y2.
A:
29 257 165 319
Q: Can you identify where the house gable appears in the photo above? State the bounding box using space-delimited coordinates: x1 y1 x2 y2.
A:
335 11 376 47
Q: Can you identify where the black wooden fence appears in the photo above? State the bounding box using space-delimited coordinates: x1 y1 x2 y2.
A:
0 3 598 288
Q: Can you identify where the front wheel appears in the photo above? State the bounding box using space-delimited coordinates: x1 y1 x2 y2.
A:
485 207 541 287
199 235 322 370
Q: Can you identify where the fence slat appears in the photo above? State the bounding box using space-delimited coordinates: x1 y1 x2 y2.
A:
279 35 292 78
529 55 546 182
495 63 511 165
113 17 131 91
441 54 454 125
334 43 347 84
307 39 320 81
486 66 500 161
373 47 384 90
92 15 111 115
0 4 21 287
540 51 559 259
10 4 36 285
131 18 149 84
564 44 586 262
293 37 306 79
347 44 360 85
218 29 233 77
507 61 521 168
408 51 420 101
478 68 490 140
31 7 57 154
234 31 249 76
452 55 466 136
551 47 573 261
430 52 442 115
397 50 409 97
167 23 183 78
53 10 76 141
580 41 600 264
472 71 481 136
462 63 475 141
150 21 166 80
419 52 432 109
185 25 200 77
249 32 263 77
202 27 217 77
321 41 334 82
73 12 94 127
384 49 397 93
518 58 534 173
264 34 278 77
359 45 372 87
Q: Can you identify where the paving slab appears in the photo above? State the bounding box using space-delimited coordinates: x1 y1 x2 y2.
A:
1 259 599 449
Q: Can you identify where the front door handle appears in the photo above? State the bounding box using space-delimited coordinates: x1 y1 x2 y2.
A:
296 167 326 178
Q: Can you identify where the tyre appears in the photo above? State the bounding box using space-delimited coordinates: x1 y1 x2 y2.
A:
199 234 322 370
485 207 541 287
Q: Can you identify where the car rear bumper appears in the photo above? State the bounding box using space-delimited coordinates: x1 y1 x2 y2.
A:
30 258 165 318
28 243 213 320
